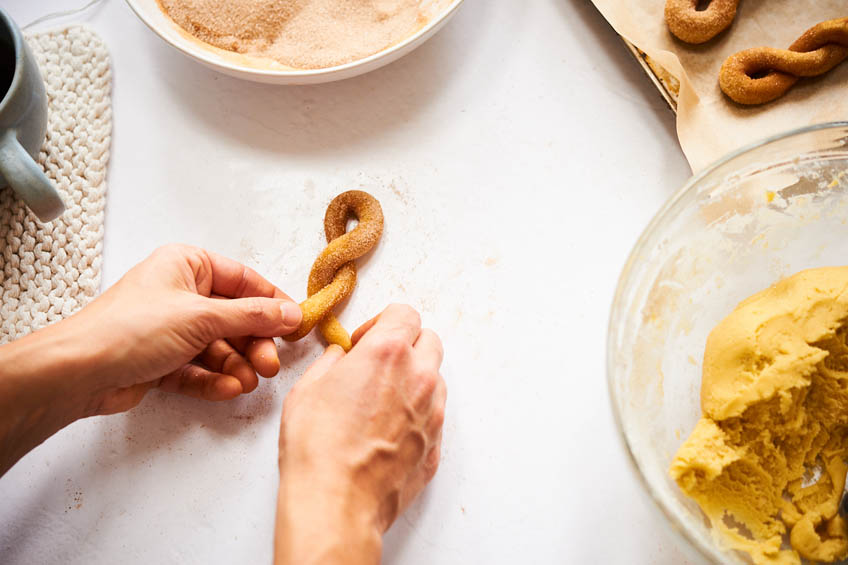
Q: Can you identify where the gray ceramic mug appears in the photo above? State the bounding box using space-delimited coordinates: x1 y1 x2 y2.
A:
0 8 64 222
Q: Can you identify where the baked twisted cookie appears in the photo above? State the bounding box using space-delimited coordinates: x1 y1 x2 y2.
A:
720 18 848 105
665 0 740 44
283 190 384 351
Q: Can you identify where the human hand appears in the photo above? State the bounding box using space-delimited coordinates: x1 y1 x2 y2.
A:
0 244 303 476
62 244 303 414
275 304 446 564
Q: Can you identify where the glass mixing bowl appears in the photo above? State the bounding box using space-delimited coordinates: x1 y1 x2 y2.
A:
608 122 848 564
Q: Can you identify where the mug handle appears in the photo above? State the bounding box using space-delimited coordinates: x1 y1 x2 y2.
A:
0 130 65 222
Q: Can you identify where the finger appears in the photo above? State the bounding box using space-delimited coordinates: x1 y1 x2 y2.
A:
214 302 280 361
227 336 249 353
351 313 380 345
224 336 280 377
212 296 249 354
158 363 244 401
246 337 281 378
357 304 422 347
202 296 303 338
413 328 444 370
199 339 259 394
209 302 256 355
298 345 346 388
205 251 295 301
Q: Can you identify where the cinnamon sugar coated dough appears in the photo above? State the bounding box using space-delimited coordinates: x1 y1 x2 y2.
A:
158 0 452 69
664 0 739 44
283 190 384 351
719 18 848 105
670 267 848 565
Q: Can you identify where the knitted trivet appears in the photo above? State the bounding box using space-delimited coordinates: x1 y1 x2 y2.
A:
0 26 111 343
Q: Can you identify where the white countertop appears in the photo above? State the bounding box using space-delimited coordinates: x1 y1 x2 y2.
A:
1 1 696 563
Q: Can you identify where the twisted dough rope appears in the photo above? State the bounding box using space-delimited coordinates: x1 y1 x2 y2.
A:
665 0 740 44
283 190 384 352
720 18 848 105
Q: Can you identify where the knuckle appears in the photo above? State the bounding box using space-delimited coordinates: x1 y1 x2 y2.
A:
154 243 187 257
241 297 270 323
152 243 176 255
386 303 420 325
176 365 197 394
424 447 441 479
150 243 202 268
426 329 445 356
234 265 254 297
220 350 242 374
416 368 439 396
372 334 411 361
186 300 220 344
431 404 446 431
192 298 214 322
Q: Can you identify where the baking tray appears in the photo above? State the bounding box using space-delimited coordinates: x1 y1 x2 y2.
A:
621 39 679 113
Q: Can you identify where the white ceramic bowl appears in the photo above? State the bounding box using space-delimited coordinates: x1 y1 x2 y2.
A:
608 122 848 563
125 0 464 84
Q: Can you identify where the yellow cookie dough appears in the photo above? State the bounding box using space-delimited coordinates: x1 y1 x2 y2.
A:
670 267 848 565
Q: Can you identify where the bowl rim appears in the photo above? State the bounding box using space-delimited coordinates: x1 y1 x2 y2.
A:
606 120 848 564
124 0 465 80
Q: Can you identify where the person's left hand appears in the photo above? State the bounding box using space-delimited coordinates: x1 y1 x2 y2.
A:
59 244 303 415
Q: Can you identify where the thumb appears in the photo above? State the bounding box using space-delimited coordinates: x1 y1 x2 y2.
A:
203 296 303 338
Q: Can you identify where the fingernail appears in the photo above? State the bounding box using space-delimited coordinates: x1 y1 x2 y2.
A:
280 301 303 328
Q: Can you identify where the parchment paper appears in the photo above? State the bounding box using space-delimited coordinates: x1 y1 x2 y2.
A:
591 0 848 172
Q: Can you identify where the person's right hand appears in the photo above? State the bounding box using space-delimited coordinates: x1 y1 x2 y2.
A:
275 304 446 565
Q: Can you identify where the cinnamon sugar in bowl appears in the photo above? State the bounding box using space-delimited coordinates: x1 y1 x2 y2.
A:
125 0 464 84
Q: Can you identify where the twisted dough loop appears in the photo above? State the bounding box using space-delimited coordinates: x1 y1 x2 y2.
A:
283 190 384 352
665 0 739 44
720 18 848 105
